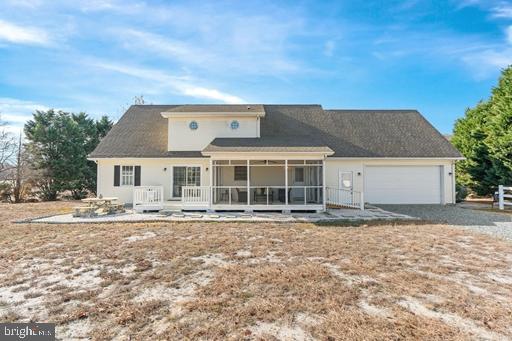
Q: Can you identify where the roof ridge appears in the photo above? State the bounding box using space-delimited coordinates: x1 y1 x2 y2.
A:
326 109 419 112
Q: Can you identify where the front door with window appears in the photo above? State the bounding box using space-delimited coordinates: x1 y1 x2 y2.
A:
339 171 353 191
172 166 201 199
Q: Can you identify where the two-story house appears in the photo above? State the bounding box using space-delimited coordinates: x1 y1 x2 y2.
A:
88 104 462 212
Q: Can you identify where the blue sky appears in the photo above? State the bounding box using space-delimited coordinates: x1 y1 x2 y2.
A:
0 0 511 134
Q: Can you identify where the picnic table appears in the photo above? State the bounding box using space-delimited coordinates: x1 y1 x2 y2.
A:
73 197 125 217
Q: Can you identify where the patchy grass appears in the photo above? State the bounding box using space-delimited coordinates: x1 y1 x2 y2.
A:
1 202 512 340
315 218 433 227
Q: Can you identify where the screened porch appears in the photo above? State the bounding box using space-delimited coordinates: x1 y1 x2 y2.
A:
209 159 324 208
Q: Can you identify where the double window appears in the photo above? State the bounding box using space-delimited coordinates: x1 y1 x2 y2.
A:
172 166 201 197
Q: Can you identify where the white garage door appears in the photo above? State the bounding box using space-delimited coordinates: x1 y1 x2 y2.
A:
365 166 442 204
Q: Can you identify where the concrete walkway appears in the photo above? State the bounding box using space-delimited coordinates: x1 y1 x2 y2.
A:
28 207 414 224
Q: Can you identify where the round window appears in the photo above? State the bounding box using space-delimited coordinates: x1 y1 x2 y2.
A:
230 120 239 130
189 121 198 130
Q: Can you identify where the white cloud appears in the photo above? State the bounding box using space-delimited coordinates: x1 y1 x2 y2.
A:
92 61 245 104
3 0 43 9
0 98 50 132
118 29 208 66
181 87 245 104
77 0 147 15
506 26 512 44
0 19 50 45
491 3 512 18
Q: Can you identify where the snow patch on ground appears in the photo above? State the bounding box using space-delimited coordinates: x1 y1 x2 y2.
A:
124 231 157 243
42 266 102 290
248 251 282 264
191 253 231 267
399 297 506 340
413 270 494 297
323 263 377 286
250 321 314 340
0 260 103 322
358 300 393 318
56 318 91 340
133 268 214 322
0 285 46 321
487 272 512 284
235 249 252 258
295 312 323 326
419 294 446 305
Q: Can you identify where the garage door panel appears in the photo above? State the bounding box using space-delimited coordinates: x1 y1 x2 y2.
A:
365 166 441 204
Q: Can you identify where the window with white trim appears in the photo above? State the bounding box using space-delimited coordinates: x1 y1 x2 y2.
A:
121 166 134 186
234 166 247 181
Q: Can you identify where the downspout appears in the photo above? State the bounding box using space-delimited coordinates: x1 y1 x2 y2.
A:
452 161 456 204
322 158 326 212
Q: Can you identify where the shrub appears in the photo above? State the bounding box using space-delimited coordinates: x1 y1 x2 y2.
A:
455 184 468 203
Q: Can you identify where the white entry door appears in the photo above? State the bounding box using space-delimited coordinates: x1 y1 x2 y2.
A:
364 166 442 204
290 167 305 203
339 171 353 191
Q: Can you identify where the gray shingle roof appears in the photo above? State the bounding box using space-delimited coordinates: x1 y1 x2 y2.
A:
88 105 205 158
166 104 264 113
89 104 461 158
203 137 334 153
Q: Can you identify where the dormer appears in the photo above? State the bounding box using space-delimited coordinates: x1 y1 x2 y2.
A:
161 105 266 151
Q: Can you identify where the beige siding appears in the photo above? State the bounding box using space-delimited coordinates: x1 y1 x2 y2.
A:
97 158 210 204
168 116 259 151
97 157 457 206
325 159 456 204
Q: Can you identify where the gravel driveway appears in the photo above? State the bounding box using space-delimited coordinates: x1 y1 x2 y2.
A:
377 204 512 241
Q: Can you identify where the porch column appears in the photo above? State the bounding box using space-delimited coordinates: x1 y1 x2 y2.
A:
285 160 288 206
322 159 326 211
247 160 250 206
209 158 213 207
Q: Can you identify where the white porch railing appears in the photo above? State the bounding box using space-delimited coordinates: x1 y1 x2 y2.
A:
326 187 364 210
497 185 512 210
182 186 210 206
210 186 324 206
133 186 164 211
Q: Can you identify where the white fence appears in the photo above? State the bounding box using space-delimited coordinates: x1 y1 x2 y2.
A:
133 186 164 211
182 186 210 207
326 187 364 210
497 185 512 210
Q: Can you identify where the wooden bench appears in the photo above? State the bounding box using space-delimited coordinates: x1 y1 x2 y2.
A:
108 203 126 214
73 206 97 218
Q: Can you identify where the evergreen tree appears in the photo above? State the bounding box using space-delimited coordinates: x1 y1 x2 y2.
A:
452 66 512 196
24 110 112 200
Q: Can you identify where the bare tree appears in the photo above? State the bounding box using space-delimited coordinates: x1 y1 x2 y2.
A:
117 95 148 118
0 115 15 172
12 132 28 203
133 95 145 105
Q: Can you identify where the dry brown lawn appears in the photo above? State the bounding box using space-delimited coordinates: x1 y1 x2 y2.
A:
1 202 512 340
